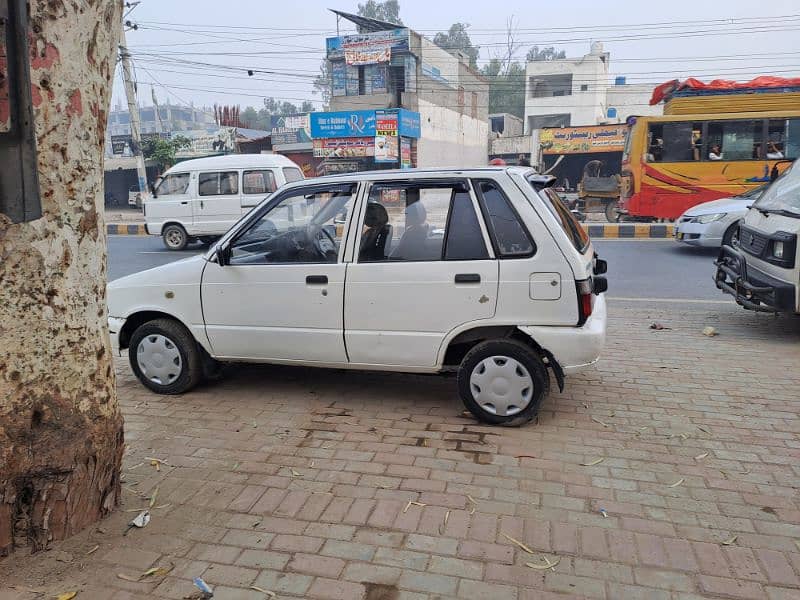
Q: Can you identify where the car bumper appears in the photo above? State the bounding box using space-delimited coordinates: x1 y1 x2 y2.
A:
519 294 607 375
674 221 725 247
715 245 797 312
108 316 126 356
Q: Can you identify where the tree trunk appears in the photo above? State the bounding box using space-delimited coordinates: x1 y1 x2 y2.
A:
0 0 123 556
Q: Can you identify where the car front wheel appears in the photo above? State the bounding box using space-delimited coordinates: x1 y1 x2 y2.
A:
129 319 203 394
458 339 549 426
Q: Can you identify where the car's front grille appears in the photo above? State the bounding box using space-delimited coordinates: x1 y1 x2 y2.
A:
739 226 770 257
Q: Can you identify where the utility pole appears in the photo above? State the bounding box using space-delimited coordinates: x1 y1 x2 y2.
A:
119 3 148 208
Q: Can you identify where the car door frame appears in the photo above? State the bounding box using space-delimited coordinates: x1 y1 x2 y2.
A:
200 180 364 364
341 176 500 369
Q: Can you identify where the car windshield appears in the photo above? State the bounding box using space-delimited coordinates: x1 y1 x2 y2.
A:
752 162 800 217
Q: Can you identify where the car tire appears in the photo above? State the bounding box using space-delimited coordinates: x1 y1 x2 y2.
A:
129 318 203 394
722 222 740 248
162 224 189 250
604 200 620 223
458 339 549 426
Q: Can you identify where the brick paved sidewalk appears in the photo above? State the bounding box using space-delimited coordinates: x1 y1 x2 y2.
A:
2 303 800 600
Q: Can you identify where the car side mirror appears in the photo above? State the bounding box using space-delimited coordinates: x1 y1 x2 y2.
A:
149 182 157 198
215 243 230 266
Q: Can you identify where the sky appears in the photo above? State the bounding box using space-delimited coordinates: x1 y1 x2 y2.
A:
114 0 800 114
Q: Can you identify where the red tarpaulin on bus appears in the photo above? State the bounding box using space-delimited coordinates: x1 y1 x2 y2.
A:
649 76 800 105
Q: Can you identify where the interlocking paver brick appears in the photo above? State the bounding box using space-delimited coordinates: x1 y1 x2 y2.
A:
288 553 346 578
321 539 377 561
270 533 324 553
397 571 458 595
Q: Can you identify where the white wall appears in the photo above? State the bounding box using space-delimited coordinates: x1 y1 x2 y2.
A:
605 84 662 122
417 99 489 167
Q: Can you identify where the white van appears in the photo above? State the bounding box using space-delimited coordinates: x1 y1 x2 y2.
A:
716 160 800 314
144 154 304 250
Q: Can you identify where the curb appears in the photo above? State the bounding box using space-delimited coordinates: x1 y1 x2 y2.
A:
586 223 674 239
107 224 147 235
105 223 676 239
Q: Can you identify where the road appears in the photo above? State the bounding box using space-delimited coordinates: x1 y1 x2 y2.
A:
108 236 725 302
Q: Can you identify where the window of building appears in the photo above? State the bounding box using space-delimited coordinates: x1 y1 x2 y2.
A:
390 65 406 94
199 171 239 196
474 180 535 258
358 182 488 263
580 84 589 91
528 114 571 131
529 74 573 98
242 170 277 195
706 120 762 161
471 92 478 119
490 116 505 134
358 66 367 95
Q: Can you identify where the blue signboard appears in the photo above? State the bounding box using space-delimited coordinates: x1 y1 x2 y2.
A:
332 62 347 97
326 29 410 62
311 109 421 139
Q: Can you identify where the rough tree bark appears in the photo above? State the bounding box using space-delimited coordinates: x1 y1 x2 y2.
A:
0 0 123 555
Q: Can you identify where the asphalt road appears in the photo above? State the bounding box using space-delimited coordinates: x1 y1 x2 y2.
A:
107 236 725 302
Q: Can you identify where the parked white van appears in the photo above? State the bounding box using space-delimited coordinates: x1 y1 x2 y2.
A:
144 154 304 250
109 167 608 426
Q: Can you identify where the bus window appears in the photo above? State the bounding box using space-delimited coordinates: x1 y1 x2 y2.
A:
706 120 761 161
649 122 702 162
768 119 800 160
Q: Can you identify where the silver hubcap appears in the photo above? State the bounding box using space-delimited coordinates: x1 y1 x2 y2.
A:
137 334 182 385
469 355 533 417
165 229 184 248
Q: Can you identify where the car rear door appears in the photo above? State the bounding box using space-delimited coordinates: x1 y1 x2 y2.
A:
194 170 242 234
344 179 498 368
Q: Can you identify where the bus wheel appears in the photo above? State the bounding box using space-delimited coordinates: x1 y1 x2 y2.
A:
604 201 620 223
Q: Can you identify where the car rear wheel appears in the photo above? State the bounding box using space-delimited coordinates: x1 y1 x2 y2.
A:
458 340 549 426
129 319 203 394
162 224 189 250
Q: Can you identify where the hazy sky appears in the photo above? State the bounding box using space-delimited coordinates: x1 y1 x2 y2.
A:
115 0 800 113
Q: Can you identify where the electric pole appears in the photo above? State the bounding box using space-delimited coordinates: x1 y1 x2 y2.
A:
119 3 148 208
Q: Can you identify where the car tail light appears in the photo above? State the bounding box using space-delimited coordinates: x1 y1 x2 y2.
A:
577 279 594 326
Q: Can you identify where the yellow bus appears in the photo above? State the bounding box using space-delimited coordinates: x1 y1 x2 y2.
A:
620 97 799 220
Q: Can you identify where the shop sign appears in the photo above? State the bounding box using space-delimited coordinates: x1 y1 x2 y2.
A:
326 29 410 65
313 137 374 158
374 135 399 163
401 137 412 169
310 109 421 139
540 125 627 155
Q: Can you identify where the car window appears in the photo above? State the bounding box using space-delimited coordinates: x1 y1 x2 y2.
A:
539 186 590 253
474 179 535 257
229 185 355 265
242 170 277 195
154 173 190 196
358 181 488 263
199 171 239 196
283 167 304 183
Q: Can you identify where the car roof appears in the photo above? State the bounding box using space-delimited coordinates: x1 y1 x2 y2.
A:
165 153 299 173
291 166 540 187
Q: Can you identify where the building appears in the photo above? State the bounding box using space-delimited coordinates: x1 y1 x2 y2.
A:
310 10 489 174
107 101 216 137
524 42 661 134
488 113 535 165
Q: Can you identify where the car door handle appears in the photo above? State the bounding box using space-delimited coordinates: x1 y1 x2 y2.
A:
306 275 328 285
455 273 481 284
180 201 188 205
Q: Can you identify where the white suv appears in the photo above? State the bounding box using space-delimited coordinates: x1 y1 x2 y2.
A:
108 167 608 426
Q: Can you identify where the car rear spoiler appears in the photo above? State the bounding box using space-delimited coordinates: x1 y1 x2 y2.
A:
526 174 557 191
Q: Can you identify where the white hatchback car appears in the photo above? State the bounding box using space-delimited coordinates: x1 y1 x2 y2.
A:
674 184 767 248
108 167 608 426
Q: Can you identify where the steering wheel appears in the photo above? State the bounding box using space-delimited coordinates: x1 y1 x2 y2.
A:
307 225 337 260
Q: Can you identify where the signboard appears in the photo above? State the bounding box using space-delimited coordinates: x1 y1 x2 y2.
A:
540 125 627 155
374 135 398 163
110 132 170 155
376 110 398 136
401 137 412 169
326 29 410 65
310 109 420 139
345 64 359 97
313 137 374 158
271 114 311 147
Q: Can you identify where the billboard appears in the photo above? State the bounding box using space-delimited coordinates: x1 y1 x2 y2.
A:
310 109 420 139
313 137 374 158
540 125 627 155
326 29 410 65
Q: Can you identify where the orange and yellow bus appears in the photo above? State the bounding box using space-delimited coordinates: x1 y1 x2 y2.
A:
620 109 799 220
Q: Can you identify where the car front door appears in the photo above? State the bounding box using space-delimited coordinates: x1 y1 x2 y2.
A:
201 182 357 363
344 179 498 368
146 172 192 230
194 170 242 234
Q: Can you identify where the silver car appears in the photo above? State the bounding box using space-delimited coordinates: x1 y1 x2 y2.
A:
674 184 768 248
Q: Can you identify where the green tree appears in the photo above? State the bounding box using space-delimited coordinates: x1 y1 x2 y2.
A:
481 59 526 118
143 135 192 171
433 23 480 69
526 46 566 62
357 0 402 24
